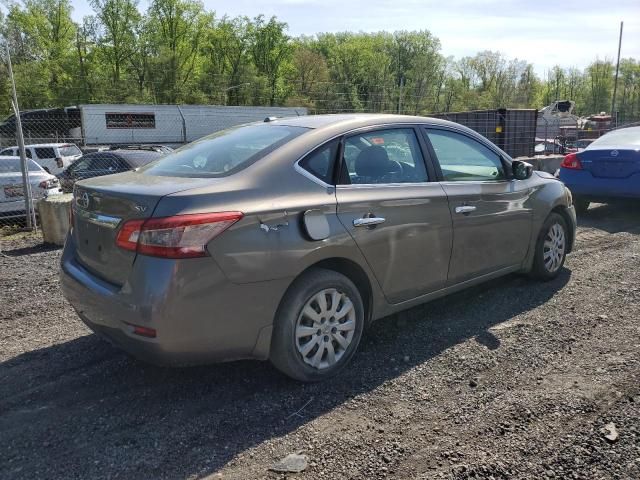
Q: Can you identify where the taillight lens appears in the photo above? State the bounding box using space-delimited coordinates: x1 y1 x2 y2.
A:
561 153 582 170
39 178 60 189
116 212 243 259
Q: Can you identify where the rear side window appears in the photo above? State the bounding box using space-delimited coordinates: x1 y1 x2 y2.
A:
0 148 15 156
299 139 339 184
34 147 56 159
143 124 308 178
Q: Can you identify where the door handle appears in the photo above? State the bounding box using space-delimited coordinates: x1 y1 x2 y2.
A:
353 216 386 227
455 205 477 214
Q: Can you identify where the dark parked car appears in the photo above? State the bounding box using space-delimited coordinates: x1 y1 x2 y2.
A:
58 149 164 192
108 144 174 154
559 126 640 214
61 114 576 382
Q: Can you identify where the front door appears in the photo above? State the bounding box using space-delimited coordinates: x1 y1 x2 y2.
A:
424 127 533 284
335 127 453 304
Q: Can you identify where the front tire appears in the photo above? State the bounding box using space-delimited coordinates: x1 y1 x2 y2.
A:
530 213 568 281
270 268 364 382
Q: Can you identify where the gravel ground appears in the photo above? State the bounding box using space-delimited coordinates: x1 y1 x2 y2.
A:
1 203 639 480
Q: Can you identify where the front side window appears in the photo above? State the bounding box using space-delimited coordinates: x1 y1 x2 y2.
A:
425 129 506 182
143 124 308 178
340 128 428 185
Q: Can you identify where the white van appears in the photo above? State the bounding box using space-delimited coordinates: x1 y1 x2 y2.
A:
0 143 82 175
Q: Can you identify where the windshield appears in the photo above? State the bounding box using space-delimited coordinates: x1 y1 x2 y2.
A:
142 124 308 177
0 158 42 173
589 127 640 148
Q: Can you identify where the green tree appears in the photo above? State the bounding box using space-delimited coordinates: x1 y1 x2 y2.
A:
90 0 141 89
250 15 291 106
146 0 212 103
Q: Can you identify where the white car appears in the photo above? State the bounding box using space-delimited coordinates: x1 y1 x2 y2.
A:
0 143 82 175
0 156 62 220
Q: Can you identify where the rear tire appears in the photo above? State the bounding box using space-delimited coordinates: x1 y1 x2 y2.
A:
530 212 569 281
574 197 590 215
270 268 364 382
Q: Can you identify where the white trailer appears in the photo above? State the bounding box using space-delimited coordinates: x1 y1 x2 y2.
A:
80 104 308 146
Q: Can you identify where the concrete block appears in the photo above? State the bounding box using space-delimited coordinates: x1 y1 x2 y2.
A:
37 194 73 246
516 155 564 174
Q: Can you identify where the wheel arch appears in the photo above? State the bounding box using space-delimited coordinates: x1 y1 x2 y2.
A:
302 257 374 326
273 257 375 329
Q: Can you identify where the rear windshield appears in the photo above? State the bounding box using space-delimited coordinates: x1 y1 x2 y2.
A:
589 127 640 148
142 124 308 177
0 158 42 173
60 145 82 157
113 150 163 168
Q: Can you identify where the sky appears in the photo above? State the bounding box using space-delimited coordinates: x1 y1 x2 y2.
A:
64 0 640 76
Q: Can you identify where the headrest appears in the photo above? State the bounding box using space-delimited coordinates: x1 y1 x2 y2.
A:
354 145 392 178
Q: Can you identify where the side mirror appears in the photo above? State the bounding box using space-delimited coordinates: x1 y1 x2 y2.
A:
56 157 64 168
512 160 533 180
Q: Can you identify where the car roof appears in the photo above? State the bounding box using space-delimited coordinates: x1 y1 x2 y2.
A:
0 156 45 170
2 143 78 148
269 113 453 130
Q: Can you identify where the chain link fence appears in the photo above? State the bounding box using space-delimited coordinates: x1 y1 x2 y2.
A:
1 98 638 238
0 103 309 236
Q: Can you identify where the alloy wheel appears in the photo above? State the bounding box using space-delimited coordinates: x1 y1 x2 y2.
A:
295 288 356 370
543 222 566 273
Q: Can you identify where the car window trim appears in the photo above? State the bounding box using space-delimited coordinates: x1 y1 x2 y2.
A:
296 137 341 187
420 126 513 182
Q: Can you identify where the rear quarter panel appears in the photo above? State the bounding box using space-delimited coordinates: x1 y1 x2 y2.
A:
152 146 376 286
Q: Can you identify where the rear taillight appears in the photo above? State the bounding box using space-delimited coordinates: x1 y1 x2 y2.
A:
39 178 60 189
116 212 243 259
561 153 582 170
125 323 157 338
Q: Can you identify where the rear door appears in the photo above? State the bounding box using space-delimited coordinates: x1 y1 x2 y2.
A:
33 147 58 173
423 127 533 284
335 126 452 304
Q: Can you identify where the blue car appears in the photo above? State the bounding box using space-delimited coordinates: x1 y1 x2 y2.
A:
559 126 640 214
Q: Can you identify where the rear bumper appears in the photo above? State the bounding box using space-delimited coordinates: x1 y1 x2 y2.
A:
560 169 640 200
60 233 291 365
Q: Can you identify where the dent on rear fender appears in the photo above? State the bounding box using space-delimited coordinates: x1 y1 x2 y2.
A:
209 211 365 284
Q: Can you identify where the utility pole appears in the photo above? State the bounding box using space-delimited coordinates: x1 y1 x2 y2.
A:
5 42 35 230
397 76 404 115
611 21 623 124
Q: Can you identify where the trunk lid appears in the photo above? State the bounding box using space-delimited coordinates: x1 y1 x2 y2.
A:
579 149 640 179
72 171 213 285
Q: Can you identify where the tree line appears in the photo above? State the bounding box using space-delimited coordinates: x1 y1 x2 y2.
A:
1 0 639 122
